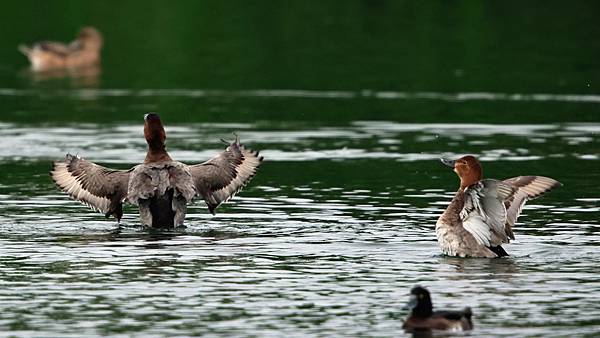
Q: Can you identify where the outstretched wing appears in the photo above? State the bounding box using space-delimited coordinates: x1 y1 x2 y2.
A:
50 154 131 221
502 176 562 239
189 138 263 214
460 179 516 247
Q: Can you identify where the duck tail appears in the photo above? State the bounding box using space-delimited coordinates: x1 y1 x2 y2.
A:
463 306 472 319
463 307 474 330
18 44 32 57
488 245 509 257
220 132 240 146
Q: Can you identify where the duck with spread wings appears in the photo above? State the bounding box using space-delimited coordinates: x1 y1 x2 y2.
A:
50 113 263 227
436 155 561 257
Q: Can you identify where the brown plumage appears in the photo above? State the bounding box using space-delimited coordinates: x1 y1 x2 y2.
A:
436 155 561 257
403 286 473 333
50 113 263 227
19 27 102 71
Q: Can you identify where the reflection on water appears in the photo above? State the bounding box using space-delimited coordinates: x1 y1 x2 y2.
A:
19 65 101 88
0 119 598 337
2 87 600 103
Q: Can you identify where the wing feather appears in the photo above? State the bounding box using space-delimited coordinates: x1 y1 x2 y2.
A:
461 176 561 246
189 138 263 214
503 176 562 238
36 41 72 55
50 154 131 221
461 180 516 247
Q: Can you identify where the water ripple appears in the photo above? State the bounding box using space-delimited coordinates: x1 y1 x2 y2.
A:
1 88 600 103
0 121 598 337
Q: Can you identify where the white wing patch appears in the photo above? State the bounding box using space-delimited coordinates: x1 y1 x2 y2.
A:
461 180 516 247
462 215 493 247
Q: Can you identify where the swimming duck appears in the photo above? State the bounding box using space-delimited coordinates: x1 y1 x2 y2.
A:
403 285 473 333
436 155 561 258
50 113 263 227
19 26 102 71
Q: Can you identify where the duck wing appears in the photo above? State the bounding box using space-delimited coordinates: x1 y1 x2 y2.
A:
433 308 472 321
432 307 473 330
50 154 131 221
502 176 562 239
189 138 263 214
35 41 72 56
460 179 517 247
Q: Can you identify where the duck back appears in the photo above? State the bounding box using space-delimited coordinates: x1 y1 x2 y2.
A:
128 161 195 227
147 188 176 227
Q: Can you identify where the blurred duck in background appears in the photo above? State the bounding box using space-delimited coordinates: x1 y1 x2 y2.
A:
18 26 102 71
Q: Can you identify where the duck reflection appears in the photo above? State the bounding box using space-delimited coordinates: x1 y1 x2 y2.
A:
21 64 101 87
438 255 520 280
141 229 183 250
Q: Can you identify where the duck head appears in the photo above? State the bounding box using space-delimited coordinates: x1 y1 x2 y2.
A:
441 155 482 190
406 285 433 318
144 113 171 163
77 26 103 51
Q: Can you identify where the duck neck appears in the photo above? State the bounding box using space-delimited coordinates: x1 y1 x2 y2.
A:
145 141 172 163
459 172 482 190
412 298 433 318
460 178 475 191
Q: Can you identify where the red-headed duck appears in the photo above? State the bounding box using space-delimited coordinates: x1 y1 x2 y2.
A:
436 155 561 258
19 27 102 71
403 285 473 333
50 113 263 227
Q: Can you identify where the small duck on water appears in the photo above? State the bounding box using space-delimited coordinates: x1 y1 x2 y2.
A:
19 26 102 71
436 155 561 258
403 285 473 333
50 113 263 228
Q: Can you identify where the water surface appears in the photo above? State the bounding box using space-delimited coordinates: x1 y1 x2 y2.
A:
0 119 598 337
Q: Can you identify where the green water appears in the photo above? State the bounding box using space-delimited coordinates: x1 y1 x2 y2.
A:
0 1 599 337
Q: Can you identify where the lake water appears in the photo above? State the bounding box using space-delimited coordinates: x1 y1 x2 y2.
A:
1 2 599 337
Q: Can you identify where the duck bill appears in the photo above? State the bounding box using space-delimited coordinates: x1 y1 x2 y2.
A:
440 158 456 168
144 112 162 122
403 294 418 310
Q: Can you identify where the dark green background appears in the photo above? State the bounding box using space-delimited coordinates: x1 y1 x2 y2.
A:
1 0 599 124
